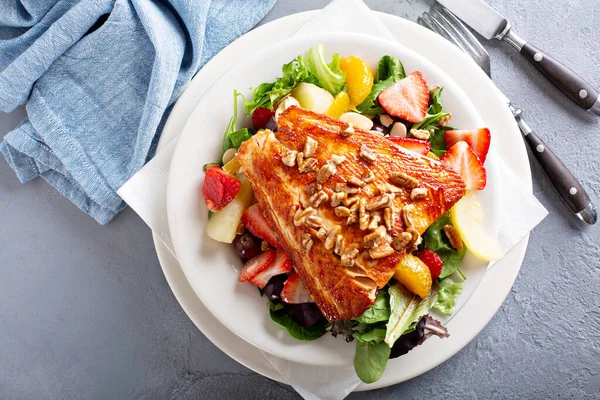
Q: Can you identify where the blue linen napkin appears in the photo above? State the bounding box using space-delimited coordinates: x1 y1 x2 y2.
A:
0 0 277 224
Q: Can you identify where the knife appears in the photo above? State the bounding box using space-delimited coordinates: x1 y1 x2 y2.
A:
437 0 600 116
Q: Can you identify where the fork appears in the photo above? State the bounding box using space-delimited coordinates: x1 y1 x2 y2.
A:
418 5 597 225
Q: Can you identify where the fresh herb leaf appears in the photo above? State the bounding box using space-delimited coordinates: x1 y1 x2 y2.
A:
433 278 464 316
385 283 438 347
354 289 390 324
353 340 391 384
305 45 346 95
268 302 327 341
354 328 386 344
375 55 406 82
422 213 466 279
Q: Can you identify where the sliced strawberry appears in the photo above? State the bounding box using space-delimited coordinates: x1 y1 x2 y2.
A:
445 128 491 163
201 166 241 212
281 272 314 304
248 249 292 289
252 107 275 130
388 137 431 155
239 249 276 282
241 204 281 248
377 71 429 123
415 248 444 281
440 141 487 190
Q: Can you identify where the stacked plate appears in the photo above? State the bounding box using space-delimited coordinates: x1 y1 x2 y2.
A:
155 11 531 391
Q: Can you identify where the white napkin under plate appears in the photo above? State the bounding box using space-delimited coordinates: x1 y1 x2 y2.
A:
118 0 548 398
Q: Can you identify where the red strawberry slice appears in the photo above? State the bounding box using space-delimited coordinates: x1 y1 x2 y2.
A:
378 71 429 123
440 141 487 190
248 249 292 289
281 272 314 304
241 204 281 248
201 166 241 212
415 248 444 281
388 137 431 155
239 249 276 282
445 128 491 163
252 107 275 130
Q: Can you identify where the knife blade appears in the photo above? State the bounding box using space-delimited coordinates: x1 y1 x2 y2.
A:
437 0 600 116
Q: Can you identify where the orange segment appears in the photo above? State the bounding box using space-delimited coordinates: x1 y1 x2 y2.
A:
325 91 351 119
393 254 432 298
339 56 374 106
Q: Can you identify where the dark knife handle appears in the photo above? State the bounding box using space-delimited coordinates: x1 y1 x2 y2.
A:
520 43 599 113
523 131 591 214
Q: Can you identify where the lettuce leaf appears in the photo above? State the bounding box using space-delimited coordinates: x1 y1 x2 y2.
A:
354 340 391 384
353 289 390 324
354 328 386 344
384 283 438 347
422 213 466 279
305 45 346 95
433 278 464 316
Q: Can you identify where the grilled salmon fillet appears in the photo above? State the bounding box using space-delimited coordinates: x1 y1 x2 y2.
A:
237 106 465 321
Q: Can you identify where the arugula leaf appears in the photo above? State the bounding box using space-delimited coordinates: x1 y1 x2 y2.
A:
422 213 466 279
354 289 390 324
305 45 346 95
268 302 327 341
385 283 438 347
375 55 406 82
353 341 391 384
433 278 464 316
354 328 386 344
356 55 405 115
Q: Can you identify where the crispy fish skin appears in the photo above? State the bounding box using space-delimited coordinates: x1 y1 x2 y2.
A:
237 107 465 321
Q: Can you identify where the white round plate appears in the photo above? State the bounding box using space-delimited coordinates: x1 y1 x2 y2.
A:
167 31 501 367
156 11 531 390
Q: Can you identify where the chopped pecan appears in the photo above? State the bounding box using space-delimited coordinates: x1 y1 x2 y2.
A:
342 196 359 207
410 128 431 140
305 214 322 229
330 191 347 207
367 212 381 231
261 241 270 252
306 182 322 197
341 248 359 266
391 231 412 250
335 183 360 194
296 151 304 166
293 207 315 226
390 171 419 189
334 235 344 255
304 137 318 158
411 187 428 200
316 227 327 241
358 198 369 230
366 194 394 211
443 224 463 251
383 207 394 230
347 213 358 226
359 144 377 162
364 225 387 248
347 176 366 187
298 157 318 173
325 225 342 251
439 113 452 127
281 150 298 167
334 206 351 217
369 243 395 259
316 163 336 183
309 190 329 207
402 204 416 228
301 233 313 251
341 122 355 137
361 170 375 183
329 154 346 166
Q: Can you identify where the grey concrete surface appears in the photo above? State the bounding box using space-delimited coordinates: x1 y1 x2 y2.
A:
1 0 599 399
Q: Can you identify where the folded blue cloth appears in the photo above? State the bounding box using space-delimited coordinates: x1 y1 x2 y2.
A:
0 0 277 224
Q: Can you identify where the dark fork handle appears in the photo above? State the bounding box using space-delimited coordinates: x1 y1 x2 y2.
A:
520 43 600 113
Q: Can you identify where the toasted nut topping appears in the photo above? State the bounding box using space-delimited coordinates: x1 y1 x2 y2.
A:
310 190 329 207
359 144 377 162
349 201 360 213
347 176 366 187
316 163 336 183
379 114 394 128
346 213 358 226
282 150 298 167
390 171 419 189
410 128 431 140
443 224 464 251
306 182 322 197
330 154 347 166
236 222 245 235
359 198 369 230
377 183 403 194
334 206 351 217
402 204 416 228
341 248 359 266
342 196 359 207
411 187 428 200
261 241 270 252
366 194 394 211
392 231 412 250
406 227 422 253
301 233 313 251
305 214 322 229
316 227 328 241
335 183 360 194
325 225 341 250
341 122 355 137
296 151 304 165
293 207 315 227
367 212 381 231
383 207 394 230
439 113 452 127
330 191 347 207
347 213 358 226
390 122 407 138
369 243 395 259
427 152 440 160
304 137 318 158
361 170 375 183
299 157 318 173
364 225 386 248
334 235 344 255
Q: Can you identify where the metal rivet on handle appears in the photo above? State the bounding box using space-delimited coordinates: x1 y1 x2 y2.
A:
570 187 578 195
579 89 588 99
533 52 544 62
536 144 545 153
